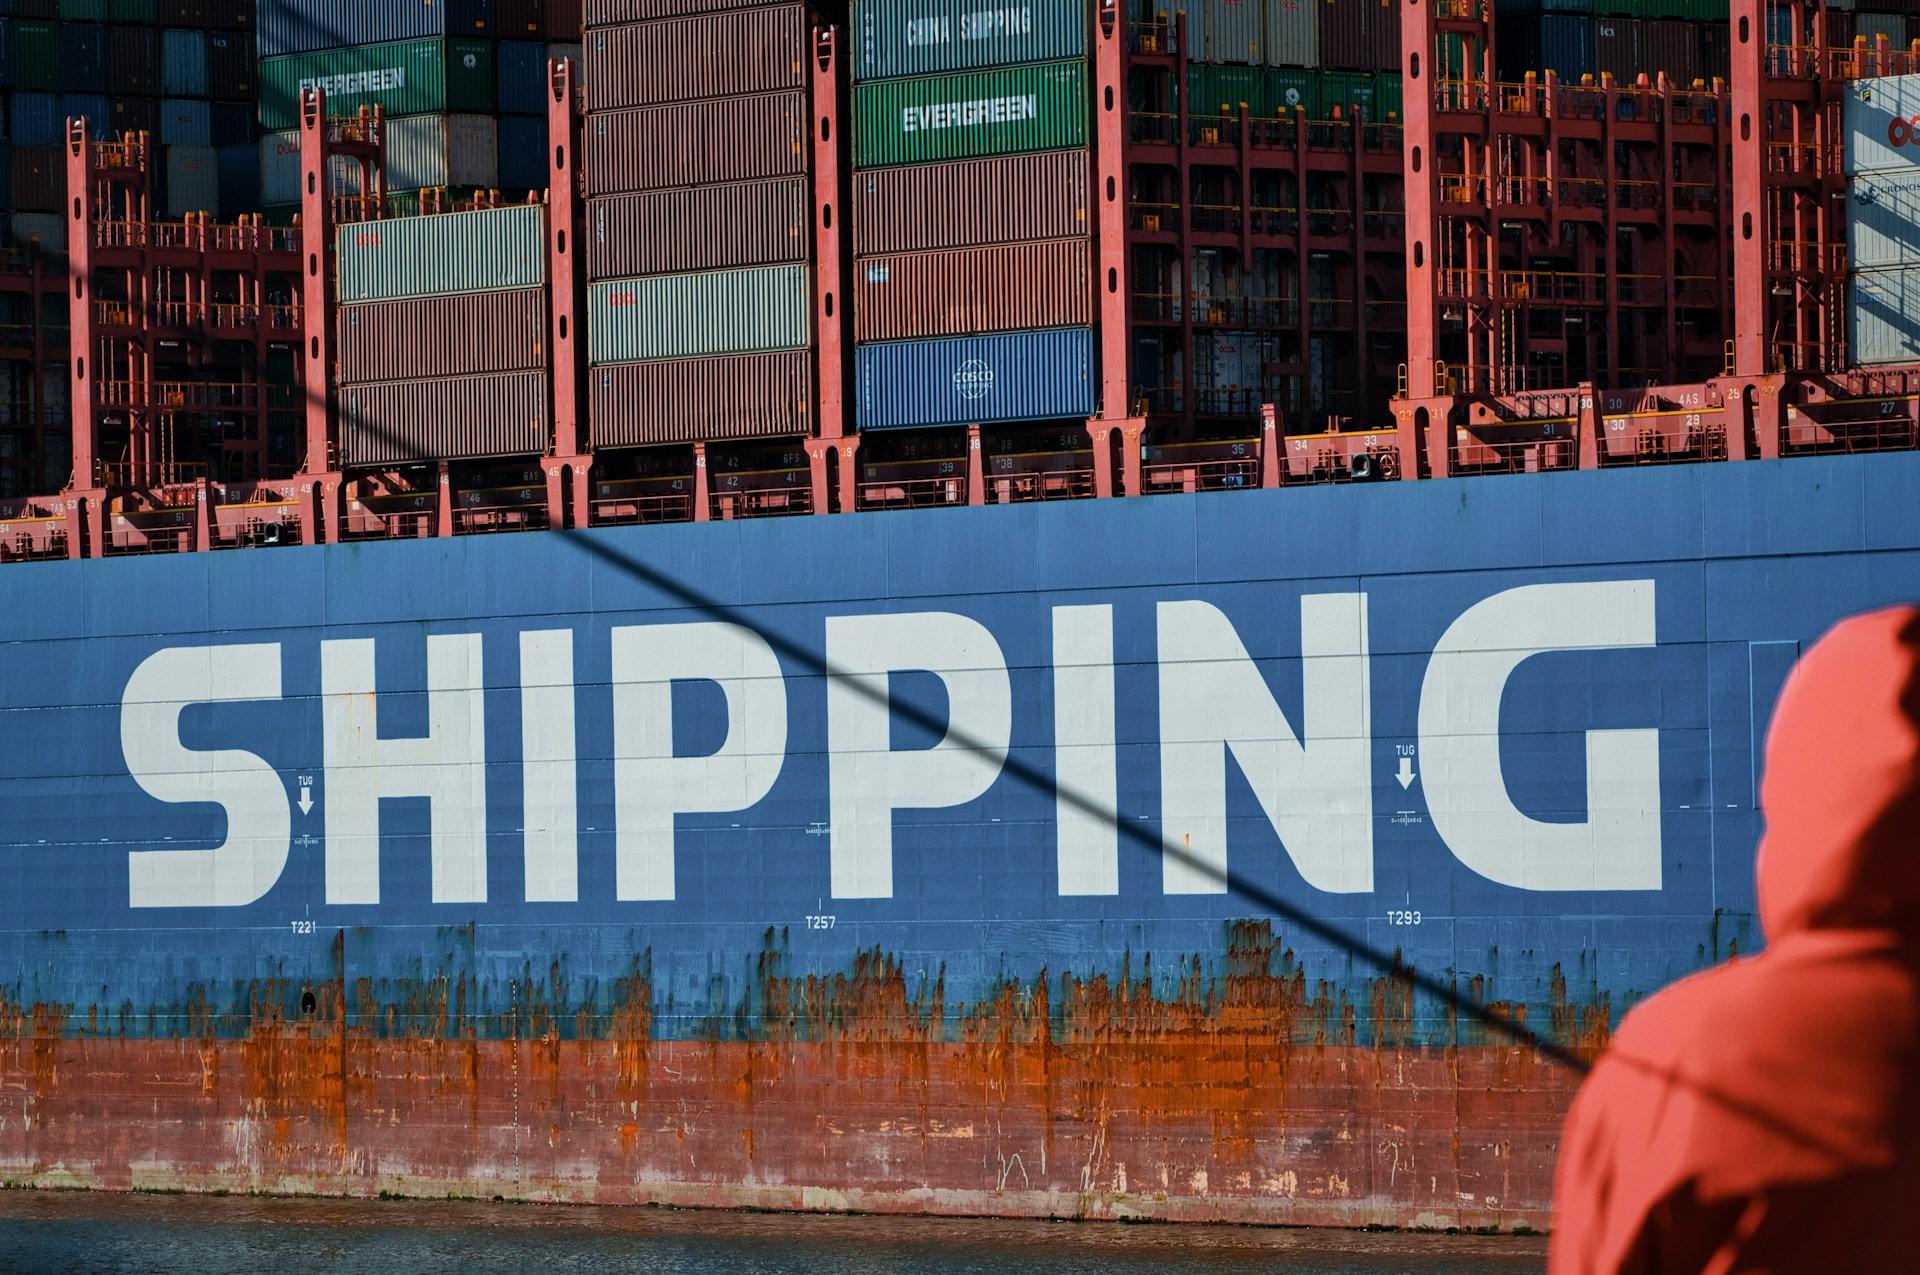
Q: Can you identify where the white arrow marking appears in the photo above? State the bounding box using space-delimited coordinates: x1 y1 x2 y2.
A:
298 784 314 816
1396 757 1417 790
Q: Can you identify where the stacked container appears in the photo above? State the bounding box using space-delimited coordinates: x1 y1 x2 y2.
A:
333 203 554 464
583 0 817 449
1845 72 1920 367
256 0 579 209
848 0 1097 432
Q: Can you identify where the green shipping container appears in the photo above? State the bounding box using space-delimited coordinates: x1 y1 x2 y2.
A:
107 0 158 20
1374 71 1403 121
855 60 1087 169
9 21 60 92
259 38 496 132
59 1 108 19
1187 64 1269 119
852 0 1087 82
1315 71 1379 122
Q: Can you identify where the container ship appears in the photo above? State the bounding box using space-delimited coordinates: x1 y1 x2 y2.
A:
2 0 1919 1232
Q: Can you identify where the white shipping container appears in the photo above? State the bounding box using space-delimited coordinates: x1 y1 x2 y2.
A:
1844 72 1920 176
1264 0 1318 70
1850 266 1920 365
164 145 220 218
384 114 500 192
259 130 370 206
1205 0 1261 65
1849 167 1920 271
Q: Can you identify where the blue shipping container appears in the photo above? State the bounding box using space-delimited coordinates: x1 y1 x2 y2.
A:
63 93 111 143
497 39 546 116
10 92 61 147
216 142 260 215
256 0 496 58
1541 14 1596 81
0 141 11 212
856 327 1097 430
159 98 211 148
160 28 207 98
496 114 546 190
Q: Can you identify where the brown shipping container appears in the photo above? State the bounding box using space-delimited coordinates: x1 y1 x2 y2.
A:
591 352 811 447
10 148 64 213
854 238 1092 344
338 289 548 385
852 150 1090 258
1643 21 1699 86
340 372 552 466
1365 0 1400 73
584 0 749 29
498 0 543 37
585 92 807 195
109 27 161 96
589 177 809 280
585 6 807 112
1594 18 1643 85
1319 0 1369 71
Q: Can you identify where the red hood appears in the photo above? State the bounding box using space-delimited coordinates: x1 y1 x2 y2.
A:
1757 606 1920 940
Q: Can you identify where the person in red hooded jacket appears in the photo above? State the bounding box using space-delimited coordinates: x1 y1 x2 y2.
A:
1550 606 1920 1273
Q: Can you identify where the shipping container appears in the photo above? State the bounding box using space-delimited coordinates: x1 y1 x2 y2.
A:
159 98 211 148
498 0 542 37
1593 17 1642 83
1203 0 1260 64
586 5 807 110
1642 20 1698 84
212 100 255 149
1318 0 1367 69
64 92 110 143
216 141 259 213
851 0 1086 83
0 142 10 213
589 177 810 280
258 37 497 132
852 149 1089 256
588 265 811 364
10 93 62 147
260 130 369 205
585 91 807 195
9 20 58 91
335 203 546 304
338 288 548 383
0 22 10 93
855 326 1096 429
206 31 255 98
113 96 159 140
108 0 159 20
60 0 110 19
855 238 1092 342
383 112 501 192
590 351 812 447
256 0 495 58
107 25 159 96
1848 167 1920 271
1264 0 1316 68
1496 12 1595 81
160 27 206 97
497 113 547 189
163 144 219 218
584 0 753 27
1362 0 1398 72
339 371 551 466
9 146 63 211
1857 12 1907 49
1849 265 1920 365
854 61 1087 169
7 212 67 252
1846 73 1920 175
498 39 548 115
58 19 103 93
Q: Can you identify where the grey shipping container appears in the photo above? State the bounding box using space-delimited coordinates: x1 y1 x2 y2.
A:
1205 0 1261 65
852 149 1090 257
164 145 219 218
381 113 500 192
585 92 807 196
589 178 810 280
335 203 546 304
590 351 813 447
1849 167 1920 272
852 0 1087 83
589 264 811 364
8 213 68 252
1265 0 1316 69
161 27 206 97
340 370 551 466
1850 266 1920 366
1846 73 1920 176
338 288 548 383
586 6 807 111
257 0 495 58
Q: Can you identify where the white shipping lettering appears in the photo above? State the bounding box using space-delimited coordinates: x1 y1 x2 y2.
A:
900 94 1035 134
961 7 1033 40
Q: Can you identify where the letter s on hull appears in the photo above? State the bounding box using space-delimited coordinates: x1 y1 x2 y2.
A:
1420 580 1662 891
123 644 290 908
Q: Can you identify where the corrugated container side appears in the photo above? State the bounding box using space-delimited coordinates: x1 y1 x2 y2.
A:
1542 14 1596 80
159 98 212 148
9 21 59 92
1264 0 1317 68
584 0 749 27
1363 0 1399 73
856 327 1097 429
497 114 547 189
498 39 547 115
585 92 807 195
852 149 1089 256
589 178 810 280
0 142 10 211
854 61 1088 169
65 93 111 142
108 25 160 96
590 352 813 447
335 203 545 303
852 0 1087 82
8 212 68 252
1593 17 1642 83
1848 168 1920 271
206 31 255 98
1850 265 1920 365
1857 12 1906 47
58 20 104 93
1642 20 1697 84
212 101 255 148
855 239 1092 342
10 93 63 148
589 265 811 364
9 146 64 211
110 0 160 18
257 0 494 58
1845 73 1920 175
161 27 206 96
216 142 259 213
340 371 551 466
0 22 10 92
338 288 548 383
1200 0 1259 64
163 145 219 218
585 6 807 111
114 96 160 139
1318 0 1366 69
259 38 496 132
382 113 500 191
498 0 542 37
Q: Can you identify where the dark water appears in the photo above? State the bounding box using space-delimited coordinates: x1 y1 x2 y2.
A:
0 1192 1545 1275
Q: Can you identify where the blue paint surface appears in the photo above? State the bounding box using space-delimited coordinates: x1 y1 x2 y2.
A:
856 327 1097 430
1 454 1916 1044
